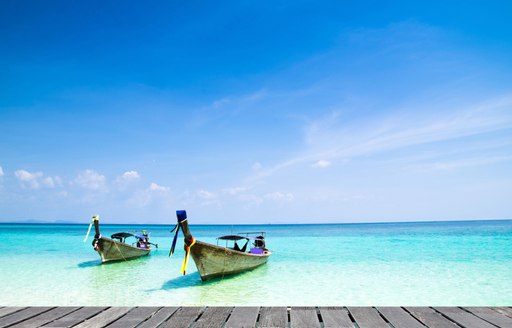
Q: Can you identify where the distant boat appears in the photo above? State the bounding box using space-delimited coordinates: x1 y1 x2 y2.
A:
170 210 271 281
84 215 157 263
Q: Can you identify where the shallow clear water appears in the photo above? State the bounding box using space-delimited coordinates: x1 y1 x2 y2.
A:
0 220 511 306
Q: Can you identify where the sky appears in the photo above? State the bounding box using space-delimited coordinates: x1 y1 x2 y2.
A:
1 1 511 224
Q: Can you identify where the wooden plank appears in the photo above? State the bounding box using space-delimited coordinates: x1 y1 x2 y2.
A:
259 307 288 328
406 307 459 328
435 307 497 328
73 307 131 328
0 307 24 319
224 307 259 328
0 307 53 328
348 307 388 328
159 307 203 328
377 307 425 328
464 307 512 328
193 307 233 328
44 307 108 328
319 307 353 328
135 307 178 328
106 307 160 328
493 307 512 318
10 307 79 328
290 307 320 328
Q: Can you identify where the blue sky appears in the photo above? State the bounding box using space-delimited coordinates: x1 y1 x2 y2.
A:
1 1 511 224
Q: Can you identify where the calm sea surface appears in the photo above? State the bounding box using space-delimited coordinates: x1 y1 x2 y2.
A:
0 220 511 306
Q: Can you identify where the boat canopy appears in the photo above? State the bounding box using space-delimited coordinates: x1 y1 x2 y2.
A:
217 235 249 241
111 232 147 240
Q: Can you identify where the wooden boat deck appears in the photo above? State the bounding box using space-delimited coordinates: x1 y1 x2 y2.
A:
1 306 511 327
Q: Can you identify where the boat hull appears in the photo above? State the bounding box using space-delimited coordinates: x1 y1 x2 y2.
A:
96 237 150 263
190 240 270 281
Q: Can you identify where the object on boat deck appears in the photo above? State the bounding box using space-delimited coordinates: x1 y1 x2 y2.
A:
170 210 271 281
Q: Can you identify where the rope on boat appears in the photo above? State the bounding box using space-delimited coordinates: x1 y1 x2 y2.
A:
169 221 181 257
113 240 127 261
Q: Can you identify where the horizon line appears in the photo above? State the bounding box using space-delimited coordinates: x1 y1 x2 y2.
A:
0 218 510 226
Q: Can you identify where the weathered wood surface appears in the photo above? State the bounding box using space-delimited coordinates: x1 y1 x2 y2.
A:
290 307 319 328
319 307 353 328
73 307 131 328
347 307 388 328
224 307 259 328
464 307 512 327
406 307 460 328
376 307 425 328
105 307 160 328
434 307 496 328
258 307 287 328
43 307 108 328
10 307 78 328
135 307 177 328
0 306 511 327
0 307 52 328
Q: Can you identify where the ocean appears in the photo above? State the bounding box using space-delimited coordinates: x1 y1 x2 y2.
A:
0 220 511 306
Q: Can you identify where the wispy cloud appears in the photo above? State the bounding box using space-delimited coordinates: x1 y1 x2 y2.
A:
128 182 171 208
252 162 262 171
415 155 512 172
248 94 512 182
197 189 220 207
223 186 247 195
264 191 294 202
312 160 331 168
0 166 4 177
191 89 268 128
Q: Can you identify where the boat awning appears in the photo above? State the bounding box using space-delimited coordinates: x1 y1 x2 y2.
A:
217 235 249 241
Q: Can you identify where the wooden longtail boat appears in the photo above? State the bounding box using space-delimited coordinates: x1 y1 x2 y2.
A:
171 210 271 281
85 215 156 263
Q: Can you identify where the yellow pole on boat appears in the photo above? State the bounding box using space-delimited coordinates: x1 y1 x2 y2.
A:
181 237 196 275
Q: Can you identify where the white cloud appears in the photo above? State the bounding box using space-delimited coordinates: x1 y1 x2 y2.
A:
115 170 141 190
127 182 171 208
197 189 220 207
13 170 62 189
252 162 262 171
312 160 331 168
0 166 4 177
41 177 55 188
264 192 294 202
120 170 140 181
223 186 247 195
198 189 216 200
149 182 169 192
15 170 43 189
73 169 106 190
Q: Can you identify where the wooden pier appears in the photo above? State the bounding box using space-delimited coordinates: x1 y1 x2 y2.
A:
1 306 511 328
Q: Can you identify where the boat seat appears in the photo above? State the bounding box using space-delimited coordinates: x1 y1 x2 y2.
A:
250 247 264 254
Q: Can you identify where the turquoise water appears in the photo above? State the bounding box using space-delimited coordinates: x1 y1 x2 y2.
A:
0 220 511 306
